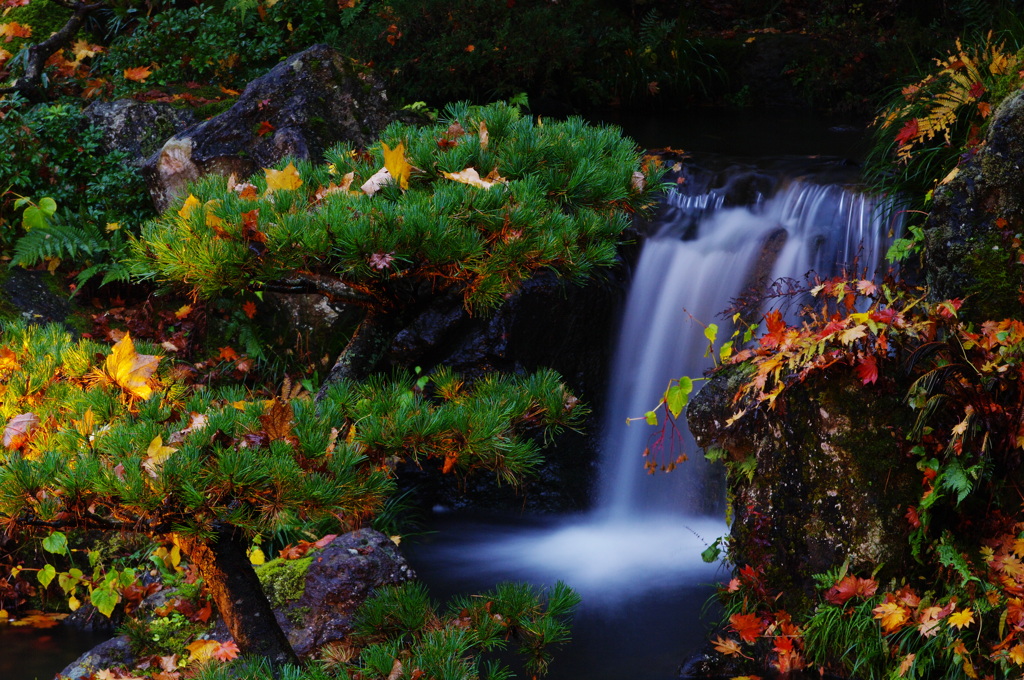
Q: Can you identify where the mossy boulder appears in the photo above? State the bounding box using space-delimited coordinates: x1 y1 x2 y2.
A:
926 89 1024 321
141 43 395 212
266 529 414 659
688 368 918 606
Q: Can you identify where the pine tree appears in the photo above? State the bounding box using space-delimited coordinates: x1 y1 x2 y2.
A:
127 101 663 391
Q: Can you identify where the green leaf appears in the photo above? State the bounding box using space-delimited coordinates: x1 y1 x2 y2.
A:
719 341 734 362
42 532 68 555
38 564 56 588
22 206 51 230
90 585 121 617
704 323 718 344
701 542 722 563
38 197 57 217
665 377 694 418
644 410 658 426
58 569 82 594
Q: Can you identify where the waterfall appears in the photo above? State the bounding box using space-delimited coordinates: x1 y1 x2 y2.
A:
598 175 900 520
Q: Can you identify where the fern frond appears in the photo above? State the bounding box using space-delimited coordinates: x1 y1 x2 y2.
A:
11 221 107 267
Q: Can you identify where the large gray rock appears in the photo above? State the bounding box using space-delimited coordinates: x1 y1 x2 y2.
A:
688 368 918 604
142 44 395 213
57 636 134 680
275 529 414 658
83 99 197 167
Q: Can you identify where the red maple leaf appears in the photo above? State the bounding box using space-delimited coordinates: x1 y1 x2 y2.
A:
242 300 257 319
256 121 275 137
729 612 764 643
824 575 878 605
895 118 919 146
855 354 879 385
969 81 986 99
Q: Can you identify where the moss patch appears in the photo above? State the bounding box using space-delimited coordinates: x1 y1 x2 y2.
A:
256 555 313 609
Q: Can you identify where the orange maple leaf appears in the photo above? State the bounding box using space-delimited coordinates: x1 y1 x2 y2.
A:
218 346 239 362
711 635 748 658
729 612 764 643
873 600 910 632
123 65 153 82
256 120 275 137
212 640 240 662
242 301 257 319
0 22 32 42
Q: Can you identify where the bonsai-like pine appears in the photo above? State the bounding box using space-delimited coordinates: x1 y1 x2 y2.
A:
0 321 585 665
128 101 663 391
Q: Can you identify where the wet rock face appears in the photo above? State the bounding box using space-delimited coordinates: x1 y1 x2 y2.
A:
688 369 918 602
142 44 395 212
927 89 1024 321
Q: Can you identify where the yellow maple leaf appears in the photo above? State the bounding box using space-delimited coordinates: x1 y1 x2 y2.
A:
187 639 220 664
71 39 102 63
0 48 11 66
442 167 507 190
873 600 909 632
839 324 868 345
265 162 303 192
248 547 266 565
1012 537 1024 557
1011 643 1024 665
178 194 201 219
142 435 176 477
947 607 975 630
381 141 411 190
105 333 160 400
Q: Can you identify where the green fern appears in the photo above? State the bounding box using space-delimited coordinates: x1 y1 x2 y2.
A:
11 220 106 265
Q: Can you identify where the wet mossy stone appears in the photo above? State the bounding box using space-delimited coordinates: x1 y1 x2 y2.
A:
926 89 1024 321
689 369 918 607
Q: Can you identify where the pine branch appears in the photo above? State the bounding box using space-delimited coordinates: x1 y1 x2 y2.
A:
264 272 374 307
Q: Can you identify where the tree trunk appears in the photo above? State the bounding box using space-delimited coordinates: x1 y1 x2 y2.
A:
316 307 403 399
2 1 103 102
176 525 298 667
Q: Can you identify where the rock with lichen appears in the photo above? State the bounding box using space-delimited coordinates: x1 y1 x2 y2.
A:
926 88 1024 321
688 368 918 604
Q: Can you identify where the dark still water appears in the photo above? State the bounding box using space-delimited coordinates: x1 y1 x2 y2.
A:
0 621 108 680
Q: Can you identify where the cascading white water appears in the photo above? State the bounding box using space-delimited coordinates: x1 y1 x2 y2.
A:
598 179 900 522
